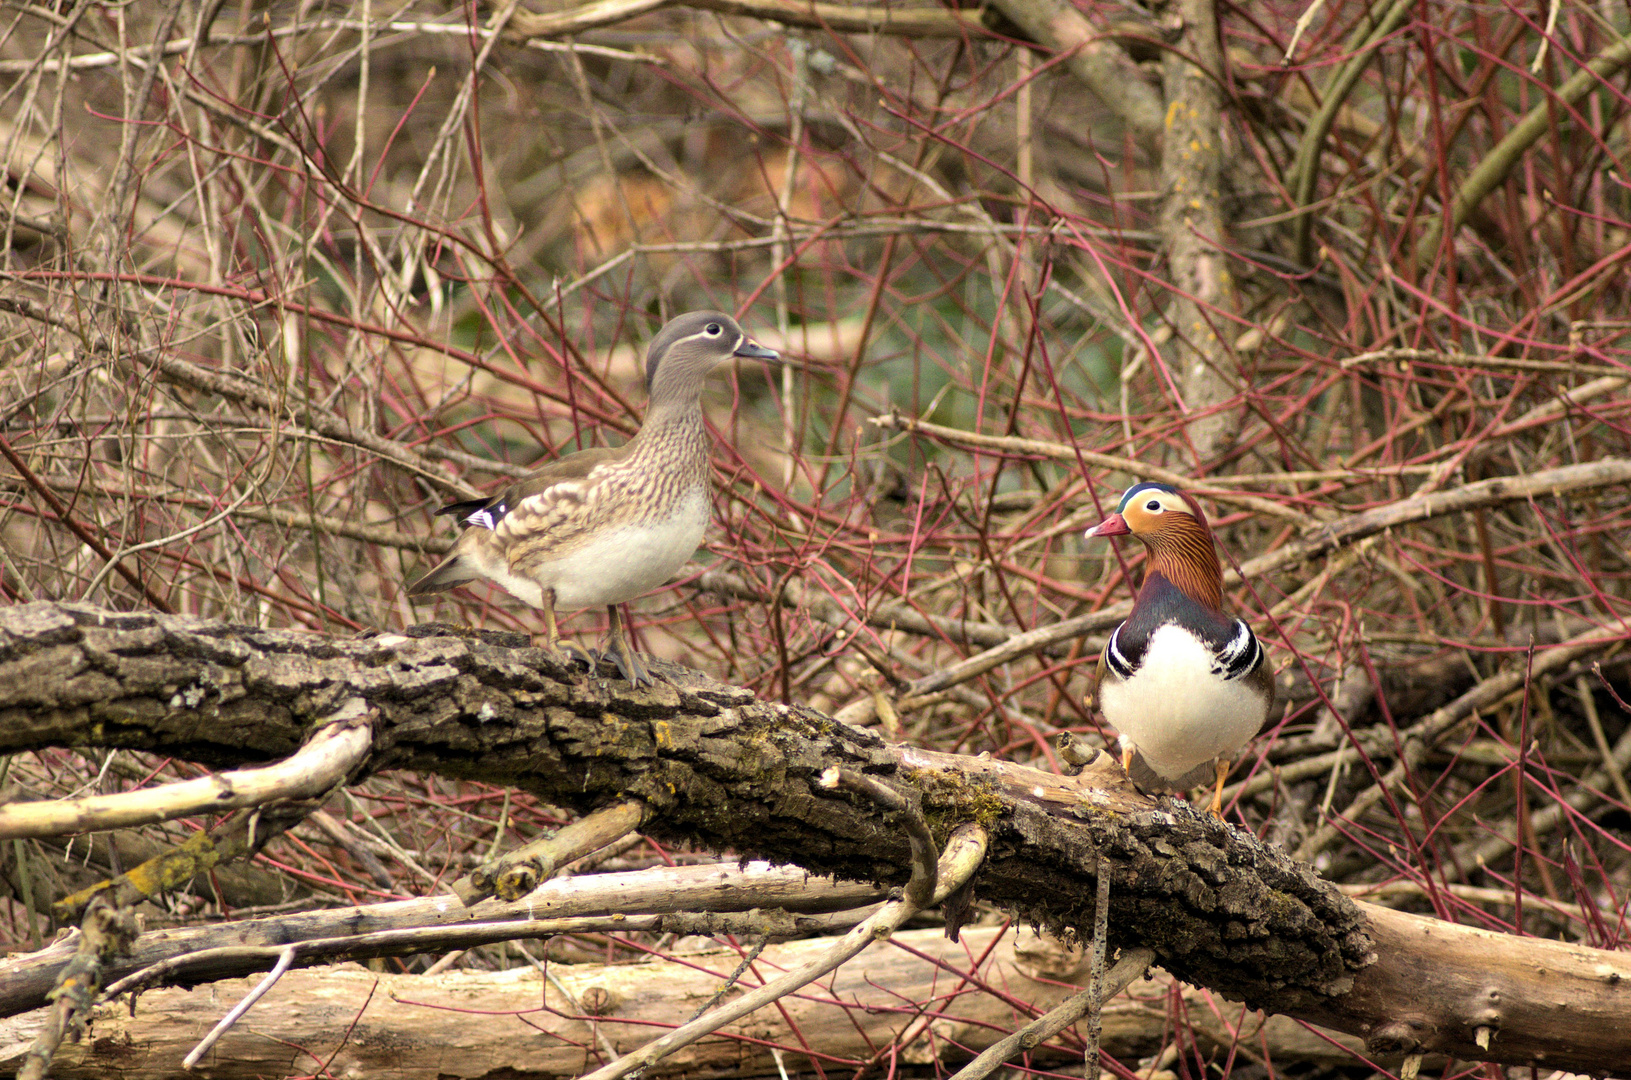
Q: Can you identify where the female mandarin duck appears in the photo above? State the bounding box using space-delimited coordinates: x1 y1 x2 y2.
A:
408 311 777 687
1083 481 1274 818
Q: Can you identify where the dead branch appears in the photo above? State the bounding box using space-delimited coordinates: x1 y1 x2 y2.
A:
1158 0 1245 463
15 900 135 1080
51 801 323 923
982 0 1164 140
0 700 370 840
949 945 1156 1080
510 0 994 39
455 798 649 904
0 926 1373 1080
1 601 1630 1072
1 861 885 1017
576 822 986 1080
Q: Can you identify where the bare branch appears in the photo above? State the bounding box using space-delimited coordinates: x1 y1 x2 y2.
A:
4 603 1631 1070
0 700 371 841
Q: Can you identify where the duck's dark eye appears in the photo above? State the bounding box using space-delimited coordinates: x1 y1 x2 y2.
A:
1145 499 1161 512
705 323 723 335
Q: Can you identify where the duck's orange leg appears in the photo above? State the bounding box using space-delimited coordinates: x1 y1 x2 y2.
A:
1208 758 1231 819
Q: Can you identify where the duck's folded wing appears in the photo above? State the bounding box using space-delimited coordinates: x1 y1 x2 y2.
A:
1085 646 1107 712
412 447 624 594
433 496 496 521
433 446 623 529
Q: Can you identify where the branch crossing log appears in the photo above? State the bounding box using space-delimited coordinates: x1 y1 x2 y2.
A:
1 602 1629 1072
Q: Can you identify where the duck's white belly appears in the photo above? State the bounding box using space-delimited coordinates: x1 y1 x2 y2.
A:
1100 624 1264 780
525 488 710 611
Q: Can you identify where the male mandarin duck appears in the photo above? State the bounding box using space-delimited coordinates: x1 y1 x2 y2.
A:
408 311 778 686
1083 481 1274 818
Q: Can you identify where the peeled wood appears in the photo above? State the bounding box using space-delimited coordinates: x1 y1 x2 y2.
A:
1313 904 1631 1069
0 862 881 1018
0 927 1370 1080
0 700 370 840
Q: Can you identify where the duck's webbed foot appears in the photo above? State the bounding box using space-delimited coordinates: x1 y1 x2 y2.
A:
603 605 666 687
531 591 594 676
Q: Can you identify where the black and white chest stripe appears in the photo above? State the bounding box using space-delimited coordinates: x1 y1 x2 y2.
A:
1105 617 1263 682
1213 619 1264 679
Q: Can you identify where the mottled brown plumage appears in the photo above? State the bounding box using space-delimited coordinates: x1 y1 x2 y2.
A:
409 311 777 685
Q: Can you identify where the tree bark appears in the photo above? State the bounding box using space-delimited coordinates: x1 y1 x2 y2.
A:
1158 0 1244 464
1 601 1629 1074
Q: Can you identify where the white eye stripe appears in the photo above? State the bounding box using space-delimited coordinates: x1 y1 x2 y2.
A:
676 326 735 348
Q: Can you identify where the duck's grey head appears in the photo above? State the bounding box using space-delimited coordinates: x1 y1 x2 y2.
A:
644 311 778 401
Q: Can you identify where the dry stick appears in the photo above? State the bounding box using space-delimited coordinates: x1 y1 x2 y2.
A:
574 820 990 1080
951 958 1157 1080
949 946 1152 1080
871 411 1310 526
0 20 663 79
182 946 296 1068
1084 855 1112 1080
1414 32 1631 268
681 939 770 1026
0 698 372 840
0 431 175 613
946 856 1146 1080
507 0 990 40
53 797 330 923
18 898 136 1080
25 862 883 1007
1482 373 1630 441
1292 627 1629 861
308 810 397 891
80 925 1220 1076
452 798 650 905
1339 347 1626 377
101 909 861 1004
889 456 1631 705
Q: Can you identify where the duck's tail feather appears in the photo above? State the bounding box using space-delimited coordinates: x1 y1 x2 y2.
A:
407 553 477 596
434 497 493 520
